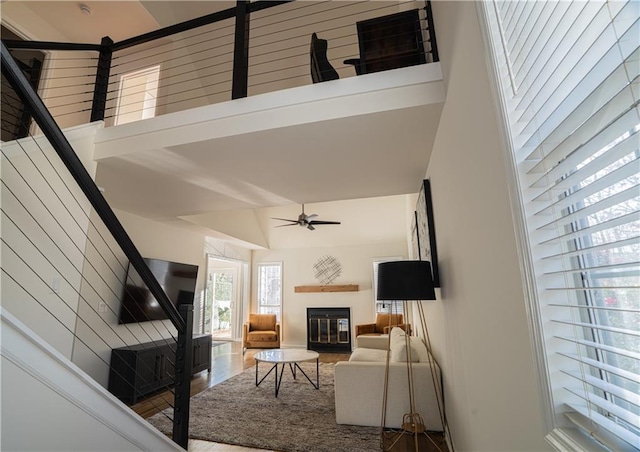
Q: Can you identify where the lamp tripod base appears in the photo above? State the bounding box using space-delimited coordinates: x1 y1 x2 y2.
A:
381 413 448 452
402 413 426 433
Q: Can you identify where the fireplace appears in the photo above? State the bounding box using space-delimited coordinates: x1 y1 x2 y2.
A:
307 307 351 353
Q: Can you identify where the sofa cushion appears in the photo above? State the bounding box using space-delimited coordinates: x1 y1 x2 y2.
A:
356 335 389 350
246 331 277 342
389 327 428 363
249 313 276 331
349 347 387 362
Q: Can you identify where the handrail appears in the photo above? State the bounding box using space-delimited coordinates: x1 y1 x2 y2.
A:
0 39 103 52
0 41 185 332
2 40 193 447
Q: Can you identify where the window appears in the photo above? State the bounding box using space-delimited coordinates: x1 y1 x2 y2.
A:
257 262 282 320
114 65 160 125
372 257 403 315
482 1 639 450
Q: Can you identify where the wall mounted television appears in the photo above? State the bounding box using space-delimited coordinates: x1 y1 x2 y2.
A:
118 258 199 324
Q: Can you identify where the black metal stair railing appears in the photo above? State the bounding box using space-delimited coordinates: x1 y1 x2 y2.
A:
1 40 193 449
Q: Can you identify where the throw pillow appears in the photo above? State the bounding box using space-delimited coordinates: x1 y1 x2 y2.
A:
389 327 420 363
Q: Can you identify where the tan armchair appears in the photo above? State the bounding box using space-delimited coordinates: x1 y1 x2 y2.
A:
355 313 411 337
242 313 280 353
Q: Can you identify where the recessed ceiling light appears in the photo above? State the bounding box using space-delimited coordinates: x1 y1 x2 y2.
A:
79 3 92 16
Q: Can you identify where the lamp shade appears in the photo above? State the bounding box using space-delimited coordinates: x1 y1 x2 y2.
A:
377 260 436 300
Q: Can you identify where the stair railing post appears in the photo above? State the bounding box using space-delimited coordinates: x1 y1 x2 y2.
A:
231 0 250 99
90 36 113 122
424 1 439 62
16 58 43 138
173 304 194 449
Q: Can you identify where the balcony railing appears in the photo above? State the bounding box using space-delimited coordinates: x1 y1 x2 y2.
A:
2 0 438 136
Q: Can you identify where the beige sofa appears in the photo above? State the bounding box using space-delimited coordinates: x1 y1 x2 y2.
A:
334 328 443 431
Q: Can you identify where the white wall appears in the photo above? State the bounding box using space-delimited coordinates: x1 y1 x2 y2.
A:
1 309 182 452
250 194 413 348
1 123 101 360
71 207 252 387
1 4 95 129
253 241 407 348
420 2 550 451
72 209 209 387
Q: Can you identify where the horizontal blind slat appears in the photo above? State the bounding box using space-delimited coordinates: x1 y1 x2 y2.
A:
547 286 640 291
507 1 535 54
562 371 640 407
511 1 567 87
521 47 639 160
525 96 639 181
559 352 640 384
533 160 639 217
517 19 625 135
542 236 640 262
555 336 640 360
548 302 640 314
564 388 640 428
539 211 640 246
536 184 639 231
565 410 640 452
532 129 639 202
503 1 527 43
553 319 640 338
509 1 546 67
514 2 608 113
545 265 640 279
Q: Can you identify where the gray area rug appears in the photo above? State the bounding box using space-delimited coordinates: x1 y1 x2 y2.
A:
147 362 379 451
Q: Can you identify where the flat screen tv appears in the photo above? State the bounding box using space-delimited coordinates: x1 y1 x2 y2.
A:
118 258 199 324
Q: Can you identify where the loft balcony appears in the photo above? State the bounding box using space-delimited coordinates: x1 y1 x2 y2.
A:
2 0 444 247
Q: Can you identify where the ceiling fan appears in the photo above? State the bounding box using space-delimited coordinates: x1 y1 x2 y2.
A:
272 204 341 231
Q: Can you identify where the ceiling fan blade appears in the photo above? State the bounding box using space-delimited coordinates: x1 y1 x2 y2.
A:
273 205 340 231
309 220 341 225
271 217 298 222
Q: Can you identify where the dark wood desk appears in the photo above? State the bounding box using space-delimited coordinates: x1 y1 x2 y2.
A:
348 9 426 75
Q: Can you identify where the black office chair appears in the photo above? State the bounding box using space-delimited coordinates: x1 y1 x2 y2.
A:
344 58 363 75
310 33 339 83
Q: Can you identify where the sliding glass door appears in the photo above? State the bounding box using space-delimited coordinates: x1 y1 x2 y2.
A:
204 265 238 340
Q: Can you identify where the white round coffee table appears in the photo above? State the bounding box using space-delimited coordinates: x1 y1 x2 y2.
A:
254 349 320 397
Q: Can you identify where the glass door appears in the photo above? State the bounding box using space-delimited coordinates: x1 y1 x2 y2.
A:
203 266 237 340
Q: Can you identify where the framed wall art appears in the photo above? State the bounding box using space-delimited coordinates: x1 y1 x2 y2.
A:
416 179 440 287
411 210 420 261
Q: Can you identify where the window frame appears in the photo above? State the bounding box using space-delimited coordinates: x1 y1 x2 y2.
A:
372 256 404 315
114 65 161 126
256 262 282 320
478 1 640 450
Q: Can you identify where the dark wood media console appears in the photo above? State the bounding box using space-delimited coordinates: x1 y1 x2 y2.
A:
108 334 212 404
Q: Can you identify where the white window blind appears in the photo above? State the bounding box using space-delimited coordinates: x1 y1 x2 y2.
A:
483 0 639 450
257 262 282 320
372 257 404 315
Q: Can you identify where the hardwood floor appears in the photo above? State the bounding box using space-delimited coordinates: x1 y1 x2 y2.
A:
131 341 351 451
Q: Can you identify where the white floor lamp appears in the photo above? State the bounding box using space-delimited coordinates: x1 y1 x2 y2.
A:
377 260 449 452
